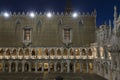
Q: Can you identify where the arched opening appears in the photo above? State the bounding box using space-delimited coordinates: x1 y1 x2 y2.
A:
75 62 80 73
100 47 104 58
50 49 55 56
25 49 29 56
101 64 104 76
44 63 48 72
5 62 9 72
63 49 68 56
63 62 67 72
76 49 80 56
57 49 61 56
18 63 22 72
0 63 3 72
6 49 11 57
88 49 92 56
82 63 87 73
37 62 42 72
0 49 4 56
38 48 42 56
44 49 49 56
31 49 36 57
82 49 86 56
12 49 17 57
56 62 61 72
24 62 29 72
70 62 74 72
11 62 16 72
88 62 93 73
19 49 23 56
50 62 54 72
105 63 108 75
70 48 74 56
31 62 35 72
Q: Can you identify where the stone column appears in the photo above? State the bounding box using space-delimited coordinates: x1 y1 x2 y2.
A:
67 61 70 73
48 62 50 72
29 62 31 72
23 50 25 59
86 62 89 73
29 49 32 59
61 62 63 72
42 62 44 72
74 50 76 59
55 49 57 59
54 62 57 72
2 61 5 72
42 48 44 59
9 62 11 72
74 62 76 73
16 50 18 59
68 49 70 59
61 49 63 58
3 50 6 59
22 62 24 72
15 62 18 72
35 61 38 72
35 49 38 59
80 62 82 72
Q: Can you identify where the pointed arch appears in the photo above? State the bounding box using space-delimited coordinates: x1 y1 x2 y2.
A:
18 62 22 72
15 19 21 33
6 49 11 56
82 49 86 56
57 49 61 56
50 49 55 56
11 62 16 72
79 19 84 27
36 19 42 33
19 48 23 56
24 62 29 72
0 49 4 56
31 49 36 56
12 49 17 56
63 49 68 55
25 48 29 56
88 49 92 56
44 49 49 56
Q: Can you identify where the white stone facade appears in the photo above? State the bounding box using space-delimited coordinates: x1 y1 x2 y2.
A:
95 6 120 80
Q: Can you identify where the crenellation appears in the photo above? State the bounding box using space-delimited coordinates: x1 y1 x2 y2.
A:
22 12 25 16
86 12 90 16
57 12 59 15
13 12 16 16
0 11 99 17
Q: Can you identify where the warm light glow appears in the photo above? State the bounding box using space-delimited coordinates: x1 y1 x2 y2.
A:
75 49 78 52
3 12 10 18
47 12 52 18
72 12 78 18
29 12 35 18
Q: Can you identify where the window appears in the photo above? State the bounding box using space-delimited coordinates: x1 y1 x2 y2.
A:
63 28 72 43
24 29 30 41
23 27 32 43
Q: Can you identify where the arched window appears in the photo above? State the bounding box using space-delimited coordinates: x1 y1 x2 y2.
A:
57 49 61 56
32 49 36 56
82 49 86 56
88 49 92 56
79 19 84 26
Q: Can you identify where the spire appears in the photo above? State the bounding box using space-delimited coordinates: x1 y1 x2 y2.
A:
113 6 117 35
114 6 117 21
65 0 73 13
109 19 112 37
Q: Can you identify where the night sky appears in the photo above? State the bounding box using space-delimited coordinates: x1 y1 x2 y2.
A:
0 0 120 27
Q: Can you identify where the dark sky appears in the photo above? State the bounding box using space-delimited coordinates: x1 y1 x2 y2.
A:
0 0 120 27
